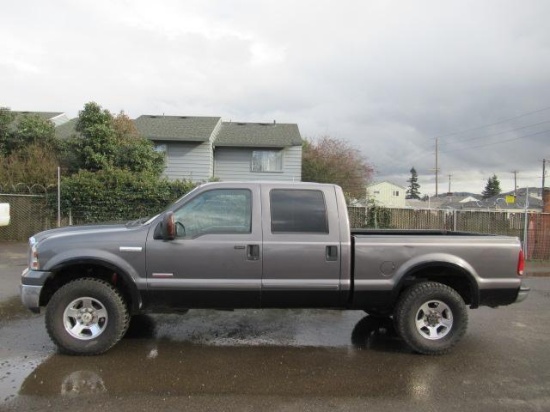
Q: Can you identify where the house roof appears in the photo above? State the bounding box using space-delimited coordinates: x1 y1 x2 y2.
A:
11 111 70 127
214 122 302 148
367 181 406 190
134 115 221 142
12 111 64 121
462 188 544 211
55 118 78 140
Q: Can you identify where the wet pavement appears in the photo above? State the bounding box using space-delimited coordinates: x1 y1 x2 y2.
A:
1 243 550 411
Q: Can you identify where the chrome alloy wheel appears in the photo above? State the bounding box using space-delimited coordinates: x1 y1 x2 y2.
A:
63 297 109 340
415 300 453 340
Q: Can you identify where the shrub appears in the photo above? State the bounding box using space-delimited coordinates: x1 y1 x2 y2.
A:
49 169 196 224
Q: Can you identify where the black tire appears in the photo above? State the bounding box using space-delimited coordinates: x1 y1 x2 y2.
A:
394 281 468 355
45 278 129 355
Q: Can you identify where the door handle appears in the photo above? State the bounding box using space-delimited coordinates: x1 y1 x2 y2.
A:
247 245 260 261
326 245 338 261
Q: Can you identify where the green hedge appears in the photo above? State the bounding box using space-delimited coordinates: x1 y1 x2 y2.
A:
48 169 197 224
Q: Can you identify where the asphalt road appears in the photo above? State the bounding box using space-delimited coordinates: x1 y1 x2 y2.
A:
1 243 549 411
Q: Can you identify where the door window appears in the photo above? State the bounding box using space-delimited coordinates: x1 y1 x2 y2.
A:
174 189 252 238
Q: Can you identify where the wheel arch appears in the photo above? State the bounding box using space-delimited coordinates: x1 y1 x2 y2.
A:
394 261 480 308
40 258 142 314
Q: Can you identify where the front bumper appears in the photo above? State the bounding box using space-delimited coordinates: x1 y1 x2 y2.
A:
20 268 53 313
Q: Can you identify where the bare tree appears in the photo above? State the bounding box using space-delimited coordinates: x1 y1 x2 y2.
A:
302 136 374 200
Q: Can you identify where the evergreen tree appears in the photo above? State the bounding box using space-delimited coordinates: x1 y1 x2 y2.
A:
482 174 502 199
406 167 421 199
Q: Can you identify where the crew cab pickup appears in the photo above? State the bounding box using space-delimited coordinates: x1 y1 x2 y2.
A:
20 182 529 355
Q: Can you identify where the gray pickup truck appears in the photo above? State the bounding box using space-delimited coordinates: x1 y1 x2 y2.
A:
20 182 529 355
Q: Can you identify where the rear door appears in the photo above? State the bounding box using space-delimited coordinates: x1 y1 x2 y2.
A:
260 184 342 307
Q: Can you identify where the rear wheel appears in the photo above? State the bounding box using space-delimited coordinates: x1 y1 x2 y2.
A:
394 281 468 355
46 278 129 355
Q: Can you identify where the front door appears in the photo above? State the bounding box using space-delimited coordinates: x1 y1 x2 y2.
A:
146 185 262 309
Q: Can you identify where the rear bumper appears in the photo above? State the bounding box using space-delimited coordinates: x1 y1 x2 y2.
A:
515 283 530 303
478 280 530 307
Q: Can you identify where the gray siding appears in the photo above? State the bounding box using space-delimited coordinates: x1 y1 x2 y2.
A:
214 146 302 181
208 119 223 177
164 142 213 182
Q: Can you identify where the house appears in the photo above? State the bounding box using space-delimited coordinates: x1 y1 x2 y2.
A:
53 113 303 182
134 115 222 182
213 121 302 181
366 181 406 208
459 188 543 212
134 115 302 183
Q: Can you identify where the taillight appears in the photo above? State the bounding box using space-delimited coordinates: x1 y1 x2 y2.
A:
517 249 525 276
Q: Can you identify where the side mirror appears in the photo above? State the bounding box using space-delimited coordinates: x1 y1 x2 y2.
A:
162 212 176 241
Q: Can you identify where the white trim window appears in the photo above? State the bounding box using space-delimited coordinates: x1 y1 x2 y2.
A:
251 150 283 172
154 144 168 154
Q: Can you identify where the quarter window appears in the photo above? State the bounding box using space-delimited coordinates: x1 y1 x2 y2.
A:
270 189 328 234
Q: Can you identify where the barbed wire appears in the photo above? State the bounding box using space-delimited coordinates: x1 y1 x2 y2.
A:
0 183 54 195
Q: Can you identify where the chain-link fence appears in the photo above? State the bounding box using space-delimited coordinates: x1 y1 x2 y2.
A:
0 193 55 241
0 182 188 241
349 206 550 260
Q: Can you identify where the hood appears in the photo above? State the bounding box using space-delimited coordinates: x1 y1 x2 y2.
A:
31 223 135 245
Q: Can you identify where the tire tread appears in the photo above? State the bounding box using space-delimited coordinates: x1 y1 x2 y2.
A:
394 281 468 355
45 278 129 356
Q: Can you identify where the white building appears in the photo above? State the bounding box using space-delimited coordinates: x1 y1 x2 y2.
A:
367 181 406 208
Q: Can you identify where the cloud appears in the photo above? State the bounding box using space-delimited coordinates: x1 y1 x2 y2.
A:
1 0 549 194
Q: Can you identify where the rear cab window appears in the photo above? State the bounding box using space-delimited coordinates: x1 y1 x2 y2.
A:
270 189 329 234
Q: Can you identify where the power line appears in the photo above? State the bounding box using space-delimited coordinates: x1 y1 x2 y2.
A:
439 119 550 147
411 123 550 161
439 128 550 154
408 113 550 163
434 105 550 139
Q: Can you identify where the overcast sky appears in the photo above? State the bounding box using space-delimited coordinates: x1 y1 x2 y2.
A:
2 0 550 195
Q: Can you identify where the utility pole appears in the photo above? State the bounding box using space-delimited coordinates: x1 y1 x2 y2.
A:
511 170 518 197
434 137 440 197
543 159 546 191
448 174 452 194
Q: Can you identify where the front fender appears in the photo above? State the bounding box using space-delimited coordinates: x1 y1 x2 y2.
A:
43 249 144 312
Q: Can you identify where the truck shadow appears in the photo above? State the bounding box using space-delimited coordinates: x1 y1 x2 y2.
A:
350 315 407 353
122 312 409 353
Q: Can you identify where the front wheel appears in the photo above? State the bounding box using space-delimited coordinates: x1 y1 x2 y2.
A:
45 278 129 355
394 281 468 355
